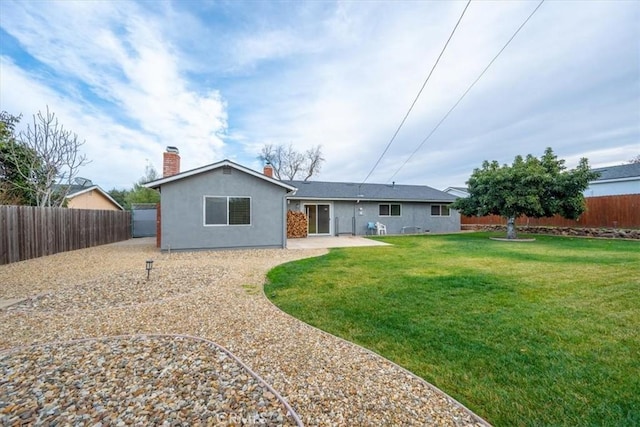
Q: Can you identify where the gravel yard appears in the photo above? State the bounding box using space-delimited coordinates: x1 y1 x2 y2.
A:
0 238 487 426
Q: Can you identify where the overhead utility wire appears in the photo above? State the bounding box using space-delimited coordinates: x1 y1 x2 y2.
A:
359 0 472 187
387 0 545 183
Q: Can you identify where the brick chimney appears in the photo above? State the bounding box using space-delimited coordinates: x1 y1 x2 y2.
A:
163 146 180 177
263 162 274 178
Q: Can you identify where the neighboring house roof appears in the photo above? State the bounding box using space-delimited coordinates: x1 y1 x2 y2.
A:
442 186 469 198
144 159 298 192
585 163 640 196
64 184 94 196
284 180 456 203
66 185 124 210
591 163 640 182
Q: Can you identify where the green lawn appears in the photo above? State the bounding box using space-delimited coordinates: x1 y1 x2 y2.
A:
265 232 640 426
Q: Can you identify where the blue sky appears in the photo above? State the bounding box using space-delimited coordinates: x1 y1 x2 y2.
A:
1 0 638 191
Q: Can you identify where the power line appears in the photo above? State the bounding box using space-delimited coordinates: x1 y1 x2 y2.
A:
388 0 545 183
359 0 472 186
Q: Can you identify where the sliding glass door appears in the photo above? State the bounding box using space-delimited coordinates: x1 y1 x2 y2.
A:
304 204 331 235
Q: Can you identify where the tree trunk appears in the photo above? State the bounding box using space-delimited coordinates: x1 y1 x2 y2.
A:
506 216 517 239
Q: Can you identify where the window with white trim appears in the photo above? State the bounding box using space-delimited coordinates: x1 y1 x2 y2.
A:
431 204 451 217
379 203 401 216
204 196 251 225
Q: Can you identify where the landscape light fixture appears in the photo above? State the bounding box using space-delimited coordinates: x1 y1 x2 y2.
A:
146 260 154 280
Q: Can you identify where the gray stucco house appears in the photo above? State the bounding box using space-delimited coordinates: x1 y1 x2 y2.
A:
146 159 296 251
284 180 459 236
146 148 460 251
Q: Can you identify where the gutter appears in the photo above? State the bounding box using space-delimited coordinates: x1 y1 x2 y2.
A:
590 177 639 184
287 196 456 203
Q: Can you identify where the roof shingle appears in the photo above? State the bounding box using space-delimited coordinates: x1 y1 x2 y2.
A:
592 163 640 181
284 180 456 202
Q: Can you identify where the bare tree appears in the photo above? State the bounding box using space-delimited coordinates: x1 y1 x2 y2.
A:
11 107 90 207
302 145 325 181
259 144 284 179
280 145 305 180
627 155 640 164
259 143 324 181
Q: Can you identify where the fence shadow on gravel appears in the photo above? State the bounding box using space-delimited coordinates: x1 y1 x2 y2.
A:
0 205 131 265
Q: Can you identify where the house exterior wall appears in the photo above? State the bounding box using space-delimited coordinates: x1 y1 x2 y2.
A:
159 168 288 251
584 179 640 197
67 190 120 210
288 199 460 235
334 201 356 235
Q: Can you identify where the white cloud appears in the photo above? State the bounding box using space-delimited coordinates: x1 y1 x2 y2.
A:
1 0 229 188
224 2 559 182
1 0 637 193
0 57 158 187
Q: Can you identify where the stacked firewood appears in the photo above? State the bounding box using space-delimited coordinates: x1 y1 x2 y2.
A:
287 210 308 238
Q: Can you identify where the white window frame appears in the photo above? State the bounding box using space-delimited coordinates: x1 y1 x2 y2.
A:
379 203 401 217
203 196 252 226
430 204 451 217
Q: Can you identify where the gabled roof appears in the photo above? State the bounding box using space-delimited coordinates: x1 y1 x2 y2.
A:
66 185 124 210
591 163 640 182
283 180 456 202
144 159 297 192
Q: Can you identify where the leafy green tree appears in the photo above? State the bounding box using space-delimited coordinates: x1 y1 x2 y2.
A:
0 111 46 205
108 164 160 210
452 147 599 239
107 188 130 210
124 163 160 207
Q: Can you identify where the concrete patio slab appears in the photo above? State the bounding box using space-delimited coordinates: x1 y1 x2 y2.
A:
286 236 391 249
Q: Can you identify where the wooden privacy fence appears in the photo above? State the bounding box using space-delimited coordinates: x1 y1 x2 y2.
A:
461 194 640 229
0 206 131 265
